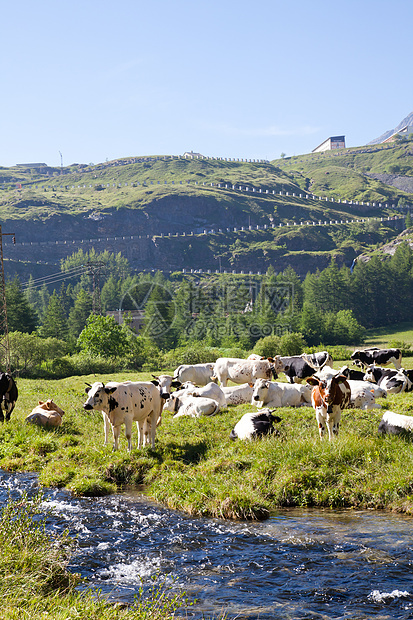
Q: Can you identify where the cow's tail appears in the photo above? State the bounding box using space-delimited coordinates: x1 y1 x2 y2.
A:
229 429 238 441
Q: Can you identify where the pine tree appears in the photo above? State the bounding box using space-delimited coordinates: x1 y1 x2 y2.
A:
5 277 38 333
41 292 69 340
68 288 93 339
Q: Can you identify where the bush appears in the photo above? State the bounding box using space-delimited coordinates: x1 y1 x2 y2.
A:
388 340 413 357
162 344 221 368
278 332 307 356
253 335 281 358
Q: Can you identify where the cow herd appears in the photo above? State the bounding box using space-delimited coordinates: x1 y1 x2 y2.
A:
1 346 412 450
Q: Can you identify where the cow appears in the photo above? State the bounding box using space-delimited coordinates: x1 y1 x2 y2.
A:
230 409 282 441
346 378 387 400
351 348 402 370
338 365 366 381
212 357 283 387
163 393 220 418
151 374 182 397
222 383 255 406
251 378 312 408
362 365 412 394
0 372 18 422
173 363 216 386
378 410 413 435
346 381 381 410
179 381 227 409
279 351 332 384
25 399 65 428
302 351 333 369
83 381 166 451
306 373 351 440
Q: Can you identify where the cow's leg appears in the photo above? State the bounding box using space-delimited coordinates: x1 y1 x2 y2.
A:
0 400 4 423
112 424 121 451
136 419 145 449
102 412 111 446
331 409 341 438
124 418 133 452
315 408 327 439
219 373 227 388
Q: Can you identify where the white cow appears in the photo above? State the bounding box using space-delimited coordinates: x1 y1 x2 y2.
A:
173 363 216 386
222 383 255 406
213 357 283 387
347 381 381 410
347 379 386 401
163 393 220 418
180 381 227 409
251 378 312 408
83 381 165 451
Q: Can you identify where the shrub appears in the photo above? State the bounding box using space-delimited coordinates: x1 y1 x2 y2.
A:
388 340 413 357
253 335 281 358
278 332 307 356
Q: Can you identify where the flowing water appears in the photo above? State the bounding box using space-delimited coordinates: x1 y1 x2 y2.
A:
1 468 413 619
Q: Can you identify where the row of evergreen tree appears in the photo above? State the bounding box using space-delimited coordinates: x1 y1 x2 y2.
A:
6 241 413 353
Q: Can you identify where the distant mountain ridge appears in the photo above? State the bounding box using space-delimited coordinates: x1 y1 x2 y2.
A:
369 111 413 144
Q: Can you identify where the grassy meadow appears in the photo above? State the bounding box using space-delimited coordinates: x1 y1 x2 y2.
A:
1 362 413 521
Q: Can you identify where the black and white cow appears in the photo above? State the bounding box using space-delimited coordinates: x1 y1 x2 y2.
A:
378 410 413 435
338 365 366 381
280 351 332 384
351 347 402 370
229 409 282 441
362 365 412 394
0 372 18 422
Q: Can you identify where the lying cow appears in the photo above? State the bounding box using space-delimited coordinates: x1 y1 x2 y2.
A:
346 381 381 410
363 365 412 394
179 381 227 409
230 409 282 441
306 373 351 440
338 365 366 381
173 363 216 386
351 347 402 370
222 383 255 406
163 393 219 418
213 357 283 387
378 410 413 435
0 372 18 422
25 399 65 428
83 380 166 451
252 378 312 408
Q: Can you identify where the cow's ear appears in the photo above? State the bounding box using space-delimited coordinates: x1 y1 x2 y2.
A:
38 400 44 405
248 382 254 388
105 386 117 394
267 357 274 362
151 379 160 386
171 380 182 388
306 377 319 386
85 387 91 394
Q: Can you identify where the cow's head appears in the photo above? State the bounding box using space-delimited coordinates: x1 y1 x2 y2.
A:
252 379 270 402
39 399 65 416
307 374 349 413
83 382 117 410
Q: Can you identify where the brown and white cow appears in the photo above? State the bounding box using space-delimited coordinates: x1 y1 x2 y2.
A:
306 373 351 440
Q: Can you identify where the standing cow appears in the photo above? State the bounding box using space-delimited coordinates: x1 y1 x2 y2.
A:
83 380 167 451
351 348 402 370
0 372 18 422
306 374 351 440
213 357 283 387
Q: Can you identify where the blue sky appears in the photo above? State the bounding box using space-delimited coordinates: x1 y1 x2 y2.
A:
1 0 412 167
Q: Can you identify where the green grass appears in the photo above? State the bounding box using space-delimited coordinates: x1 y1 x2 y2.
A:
364 322 413 348
2 365 413 522
0 493 194 619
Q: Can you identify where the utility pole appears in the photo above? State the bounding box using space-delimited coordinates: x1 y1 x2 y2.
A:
86 261 105 315
59 151 63 172
0 226 16 371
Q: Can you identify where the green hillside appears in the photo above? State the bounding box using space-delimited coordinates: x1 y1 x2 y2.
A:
1 144 412 279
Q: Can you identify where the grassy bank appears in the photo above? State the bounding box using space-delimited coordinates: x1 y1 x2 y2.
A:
0 494 190 620
1 368 413 520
